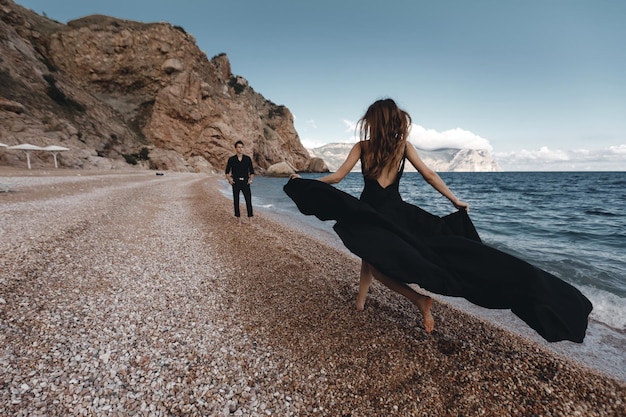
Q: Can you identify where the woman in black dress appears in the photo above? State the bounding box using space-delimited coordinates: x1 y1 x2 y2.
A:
284 98 592 342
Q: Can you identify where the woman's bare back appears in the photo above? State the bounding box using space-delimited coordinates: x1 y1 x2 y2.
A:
374 165 401 188
360 142 404 188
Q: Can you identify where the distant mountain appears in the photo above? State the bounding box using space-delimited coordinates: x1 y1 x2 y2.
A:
307 143 501 172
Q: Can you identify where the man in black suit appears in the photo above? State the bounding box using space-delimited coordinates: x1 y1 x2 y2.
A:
225 140 255 224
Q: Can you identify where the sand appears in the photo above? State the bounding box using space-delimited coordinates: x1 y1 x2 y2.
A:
1 168 624 416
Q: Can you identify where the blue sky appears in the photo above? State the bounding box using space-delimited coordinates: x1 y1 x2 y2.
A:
14 0 626 170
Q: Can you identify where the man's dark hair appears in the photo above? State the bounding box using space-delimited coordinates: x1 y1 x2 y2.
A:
234 140 244 147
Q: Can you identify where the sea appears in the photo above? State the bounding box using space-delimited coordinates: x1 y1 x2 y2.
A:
221 171 626 381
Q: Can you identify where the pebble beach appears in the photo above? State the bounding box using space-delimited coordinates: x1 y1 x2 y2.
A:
1 168 624 416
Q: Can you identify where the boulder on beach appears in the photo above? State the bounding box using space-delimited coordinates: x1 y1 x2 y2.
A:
265 161 296 177
307 157 329 173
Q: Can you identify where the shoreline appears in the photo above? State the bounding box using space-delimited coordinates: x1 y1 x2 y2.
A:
1 168 625 416
244 174 626 383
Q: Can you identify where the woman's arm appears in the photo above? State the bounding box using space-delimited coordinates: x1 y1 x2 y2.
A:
318 142 362 184
292 142 362 183
406 143 469 210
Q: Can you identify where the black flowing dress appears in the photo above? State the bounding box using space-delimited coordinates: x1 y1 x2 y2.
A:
283 158 592 343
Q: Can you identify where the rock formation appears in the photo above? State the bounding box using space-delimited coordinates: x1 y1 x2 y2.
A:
306 157 329 173
265 161 296 177
418 148 501 172
308 143 501 172
0 0 312 172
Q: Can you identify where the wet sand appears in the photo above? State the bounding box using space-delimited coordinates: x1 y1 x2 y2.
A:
1 168 624 416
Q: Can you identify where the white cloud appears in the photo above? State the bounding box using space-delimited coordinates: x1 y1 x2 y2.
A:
343 119 357 134
409 124 493 151
336 121 493 150
299 119 359 149
610 144 626 154
494 145 626 171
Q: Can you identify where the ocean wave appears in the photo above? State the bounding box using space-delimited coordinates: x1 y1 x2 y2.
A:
584 209 621 217
584 285 626 332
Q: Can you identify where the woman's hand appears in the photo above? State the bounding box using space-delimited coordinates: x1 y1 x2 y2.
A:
453 200 469 211
289 173 301 179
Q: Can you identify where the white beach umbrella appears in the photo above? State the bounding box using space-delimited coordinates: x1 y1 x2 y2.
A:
7 143 44 169
43 145 70 168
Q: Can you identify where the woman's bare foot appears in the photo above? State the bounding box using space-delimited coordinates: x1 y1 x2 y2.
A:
367 265 434 332
356 293 367 311
356 260 373 311
415 296 434 333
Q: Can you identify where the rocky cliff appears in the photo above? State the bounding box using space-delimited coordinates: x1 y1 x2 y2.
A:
308 143 501 172
0 0 312 172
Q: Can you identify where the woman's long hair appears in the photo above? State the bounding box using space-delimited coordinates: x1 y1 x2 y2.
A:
358 98 412 179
